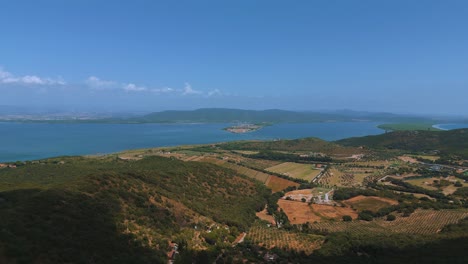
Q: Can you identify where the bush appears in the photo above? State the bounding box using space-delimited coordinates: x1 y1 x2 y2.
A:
386 214 396 221
358 211 374 221
342 215 352 222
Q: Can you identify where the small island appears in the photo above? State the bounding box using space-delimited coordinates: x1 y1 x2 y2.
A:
224 123 267 133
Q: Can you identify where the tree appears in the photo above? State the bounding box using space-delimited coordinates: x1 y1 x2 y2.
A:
386 214 396 221
342 215 352 222
358 211 374 221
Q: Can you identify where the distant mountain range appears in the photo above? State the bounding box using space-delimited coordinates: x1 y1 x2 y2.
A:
126 108 464 124
2 107 467 124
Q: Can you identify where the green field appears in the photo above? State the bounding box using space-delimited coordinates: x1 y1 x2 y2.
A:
266 162 321 181
344 196 397 212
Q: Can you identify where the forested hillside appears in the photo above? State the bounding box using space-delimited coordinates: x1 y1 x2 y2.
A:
336 129 468 158
0 156 269 263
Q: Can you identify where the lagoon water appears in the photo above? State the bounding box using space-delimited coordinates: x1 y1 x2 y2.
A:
433 123 468 130
0 122 386 162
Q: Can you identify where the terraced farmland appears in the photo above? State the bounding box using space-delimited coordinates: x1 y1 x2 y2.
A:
247 223 324 255
266 162 321 181
240 157 282 170
318 166 374 187
308 209 468 235
196 157 298 191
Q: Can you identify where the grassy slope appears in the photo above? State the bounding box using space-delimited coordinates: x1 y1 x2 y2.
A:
336 128 468 158
219 137 361 155
0 156 269 263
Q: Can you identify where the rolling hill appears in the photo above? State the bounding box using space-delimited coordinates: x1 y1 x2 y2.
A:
133 108 436 124
0 156 269 263
336 128 468 158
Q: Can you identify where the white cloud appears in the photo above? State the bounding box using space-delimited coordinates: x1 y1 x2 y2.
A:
123 83 147 92
207 89 222 96
0 68 65 85
85 77 213 96
151 87 174 94
85 76 116 89
182 82 202 95
86 76 147 92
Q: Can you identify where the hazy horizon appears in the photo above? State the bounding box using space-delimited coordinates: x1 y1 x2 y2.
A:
1 1 467 115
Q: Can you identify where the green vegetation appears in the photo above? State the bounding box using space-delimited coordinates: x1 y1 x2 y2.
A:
1 128 468 263
454 187 468 198
337 128 468 158
387 214 396 221
0 156 270 263
342 215 352 222
246 150 332 162
219 137 357 156
378 123 441 131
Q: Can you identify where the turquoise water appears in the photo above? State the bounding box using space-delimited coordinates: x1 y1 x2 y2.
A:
433 123 468 130
1 122 384 162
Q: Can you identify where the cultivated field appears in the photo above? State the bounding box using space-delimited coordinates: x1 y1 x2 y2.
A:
308 209 468 235
256 209 276 225
265 176 299 192
195 156 299 192
247 223 323 255
241 157 282 170
343 195 398 212
266 162 321 181
317 168 342 187
404 176 468 195
347 160 391 168
278 200 357 224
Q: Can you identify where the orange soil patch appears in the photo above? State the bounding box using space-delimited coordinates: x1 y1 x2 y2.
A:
265 175 299 192
278 200 357 224
256 209 276 225
283 189 314 202
284 189 313 196
312 204 357 219
233 232 247 244
345 195 398 205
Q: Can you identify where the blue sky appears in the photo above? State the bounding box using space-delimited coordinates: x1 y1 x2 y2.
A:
1 0 467 114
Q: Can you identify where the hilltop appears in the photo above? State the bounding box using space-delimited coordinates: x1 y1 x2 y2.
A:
336 128 468 158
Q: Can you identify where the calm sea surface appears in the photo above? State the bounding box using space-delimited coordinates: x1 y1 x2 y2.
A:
1 122 386 162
